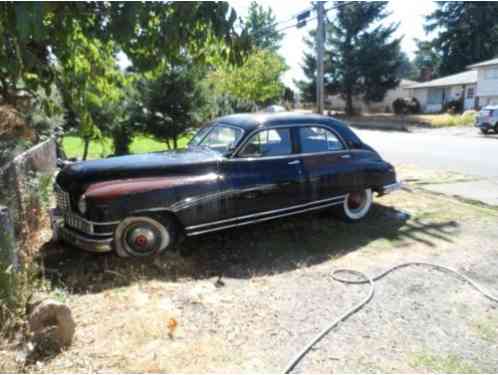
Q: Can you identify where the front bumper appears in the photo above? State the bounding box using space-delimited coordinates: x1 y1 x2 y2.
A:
50 209 113 253
475 122 492 129
380 181 402 195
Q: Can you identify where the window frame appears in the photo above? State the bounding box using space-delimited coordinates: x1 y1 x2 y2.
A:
189 123 245 153
232 124 349 160
235 127 295 159
296 125 347 155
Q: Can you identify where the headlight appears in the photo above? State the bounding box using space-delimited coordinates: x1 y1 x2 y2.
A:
78 195 87 214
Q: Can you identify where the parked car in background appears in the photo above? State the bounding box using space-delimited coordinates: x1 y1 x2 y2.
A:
51 113 400 258
264 104 286 113
475 105 498 134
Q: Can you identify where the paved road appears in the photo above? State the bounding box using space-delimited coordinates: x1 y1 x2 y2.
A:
355 128 498 179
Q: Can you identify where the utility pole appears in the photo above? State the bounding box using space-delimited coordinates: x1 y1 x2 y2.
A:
316 1 325 114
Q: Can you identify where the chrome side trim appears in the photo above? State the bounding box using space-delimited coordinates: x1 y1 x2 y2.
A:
187 199 344 236
186 194 347 231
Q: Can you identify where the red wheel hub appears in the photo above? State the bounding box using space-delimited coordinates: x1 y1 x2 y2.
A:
135 234 148 248
348 192 363 209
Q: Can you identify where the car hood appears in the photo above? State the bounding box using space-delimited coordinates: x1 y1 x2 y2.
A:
56 147 222 192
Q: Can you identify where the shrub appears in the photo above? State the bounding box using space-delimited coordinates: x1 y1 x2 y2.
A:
443 99 463 114
392 97 421 115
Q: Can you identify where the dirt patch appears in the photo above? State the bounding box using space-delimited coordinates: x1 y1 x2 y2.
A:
2 167 498 373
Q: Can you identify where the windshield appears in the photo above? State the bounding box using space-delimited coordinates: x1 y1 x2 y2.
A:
189 124 244 154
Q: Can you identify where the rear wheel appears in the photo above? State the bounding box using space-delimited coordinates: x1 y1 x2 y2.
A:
336 188 373 222
114 215 176 257
494 123 498 133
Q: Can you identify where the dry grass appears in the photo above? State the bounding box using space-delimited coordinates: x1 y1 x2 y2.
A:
0 105 33 141
2 164 498 373
339 111 477 128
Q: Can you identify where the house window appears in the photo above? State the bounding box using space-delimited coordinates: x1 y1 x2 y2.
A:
484 68 498 80
466 87 475 99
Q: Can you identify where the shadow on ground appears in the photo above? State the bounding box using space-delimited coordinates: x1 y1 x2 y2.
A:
37 203 459 295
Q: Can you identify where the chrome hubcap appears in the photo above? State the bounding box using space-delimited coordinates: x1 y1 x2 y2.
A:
126 226 158 253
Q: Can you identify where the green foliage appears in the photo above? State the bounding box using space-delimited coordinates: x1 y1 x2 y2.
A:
397 52 419 81
130 62 207 149
327 2 402 115
297 2 402 114
56 26 128 159
295 31 319 104
0 1 246 150
209 49 287 107
242 1 283 50
425 2 498 76
413 40 441 81
392 97 421 115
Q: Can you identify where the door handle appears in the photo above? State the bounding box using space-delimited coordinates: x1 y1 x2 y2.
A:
340 154 351 159
288 160 301 165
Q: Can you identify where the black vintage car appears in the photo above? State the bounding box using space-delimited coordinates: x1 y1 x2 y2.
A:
51 113 400 257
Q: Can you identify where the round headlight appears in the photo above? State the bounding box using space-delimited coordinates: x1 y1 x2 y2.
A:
78 195 87 214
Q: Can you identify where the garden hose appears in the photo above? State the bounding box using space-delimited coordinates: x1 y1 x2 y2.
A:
284 262 498 373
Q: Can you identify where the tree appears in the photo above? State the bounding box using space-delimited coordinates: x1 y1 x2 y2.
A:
413 39 441 81
295 32 319 104
208 49 287 107
137 62 207 150
327 2 402 115
425 2 498 76
242 1 283 50
397 52 419 81
55 25 128 160
0 2 245 110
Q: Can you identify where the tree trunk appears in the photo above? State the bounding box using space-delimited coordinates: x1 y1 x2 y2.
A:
82 138 90 160
173 136 178 150
345 89 354 117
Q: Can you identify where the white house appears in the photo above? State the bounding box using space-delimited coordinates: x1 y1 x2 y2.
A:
467 57 498 107
406 70 477 113
326 79 417 113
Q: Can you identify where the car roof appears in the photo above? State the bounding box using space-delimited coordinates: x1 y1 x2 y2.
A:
216 112 346 131
483 105 498 110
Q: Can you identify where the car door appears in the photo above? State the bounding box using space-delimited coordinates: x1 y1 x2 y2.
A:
221 127 307 219
297 125 358 202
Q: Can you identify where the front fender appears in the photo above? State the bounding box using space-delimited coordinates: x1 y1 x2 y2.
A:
84 173 221 223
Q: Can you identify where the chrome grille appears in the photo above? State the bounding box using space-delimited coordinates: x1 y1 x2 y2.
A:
54 184 71 212
64 213 93 234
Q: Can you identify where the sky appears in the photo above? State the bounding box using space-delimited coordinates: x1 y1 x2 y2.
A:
229 0 438 90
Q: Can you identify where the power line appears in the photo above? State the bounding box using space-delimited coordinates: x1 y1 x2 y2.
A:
252 2 349 40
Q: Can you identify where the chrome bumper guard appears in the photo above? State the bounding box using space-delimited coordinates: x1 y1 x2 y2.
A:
381 181 402 195
50 208 113 253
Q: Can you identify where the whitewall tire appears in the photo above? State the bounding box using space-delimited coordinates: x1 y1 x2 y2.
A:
114 216 173 257
339 188 373 222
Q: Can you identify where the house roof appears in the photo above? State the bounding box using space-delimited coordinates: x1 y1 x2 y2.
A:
400 79 419 88
467 57 498 69
407 70 477 89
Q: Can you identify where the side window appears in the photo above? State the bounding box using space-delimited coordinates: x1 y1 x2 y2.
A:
298 127 344 153
238 128 292 157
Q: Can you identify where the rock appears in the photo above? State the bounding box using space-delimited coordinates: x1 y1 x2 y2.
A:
28 299 75 349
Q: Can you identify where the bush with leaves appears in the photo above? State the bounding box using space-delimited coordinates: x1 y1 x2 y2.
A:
443 99 463 114
392 97 421 115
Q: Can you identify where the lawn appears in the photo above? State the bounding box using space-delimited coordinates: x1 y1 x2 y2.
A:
63 134 192 160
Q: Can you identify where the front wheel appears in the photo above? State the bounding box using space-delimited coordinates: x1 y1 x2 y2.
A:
480 128 489 135
114 215 176 257
336 189 373 222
